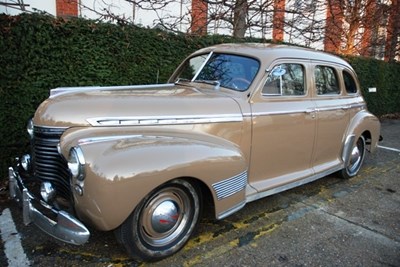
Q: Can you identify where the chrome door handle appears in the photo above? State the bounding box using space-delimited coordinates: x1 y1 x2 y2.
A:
305 108 316 118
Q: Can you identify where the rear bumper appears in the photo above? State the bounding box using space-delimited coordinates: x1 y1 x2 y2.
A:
8 166 90 245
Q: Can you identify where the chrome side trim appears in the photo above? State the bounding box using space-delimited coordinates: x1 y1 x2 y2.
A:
87 114 243 126
249 103 365 117
350 103 366 109
212 171 247 200
316 106 347 112
246 164 344 203
50 83 175 98
34 125 68 133
252 110 311 116
78 135 144 145
342 135 356 164
315 103 365 112
217 200 246 220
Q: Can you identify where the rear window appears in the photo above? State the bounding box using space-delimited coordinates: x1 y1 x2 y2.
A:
315 66 340 95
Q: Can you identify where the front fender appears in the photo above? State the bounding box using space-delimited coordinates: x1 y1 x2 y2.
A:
62 129 247 231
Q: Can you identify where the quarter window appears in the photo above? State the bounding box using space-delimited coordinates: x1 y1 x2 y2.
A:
315 66 340 95
343 70 358 94
263 63 305 96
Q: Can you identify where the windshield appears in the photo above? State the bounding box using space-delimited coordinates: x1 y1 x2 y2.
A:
175 53 260 91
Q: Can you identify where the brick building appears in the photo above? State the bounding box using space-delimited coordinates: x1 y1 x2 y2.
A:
55 0 78 18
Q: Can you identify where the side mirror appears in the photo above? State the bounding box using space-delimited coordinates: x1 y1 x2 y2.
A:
271 67 286 77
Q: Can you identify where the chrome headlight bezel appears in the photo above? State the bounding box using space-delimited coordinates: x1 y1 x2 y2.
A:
68 146 86 181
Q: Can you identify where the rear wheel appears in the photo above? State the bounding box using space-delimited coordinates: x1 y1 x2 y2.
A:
117 179 201 261
340 136 366 179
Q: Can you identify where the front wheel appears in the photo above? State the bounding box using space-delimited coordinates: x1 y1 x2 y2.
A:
116 179 201 261
340 136 366 179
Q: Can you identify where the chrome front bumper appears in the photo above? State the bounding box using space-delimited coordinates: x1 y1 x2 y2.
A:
8 166 90 245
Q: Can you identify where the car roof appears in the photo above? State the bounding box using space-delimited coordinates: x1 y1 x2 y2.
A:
192 43 352 69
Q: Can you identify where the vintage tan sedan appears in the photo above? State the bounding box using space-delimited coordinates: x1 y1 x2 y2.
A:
9 43 380 261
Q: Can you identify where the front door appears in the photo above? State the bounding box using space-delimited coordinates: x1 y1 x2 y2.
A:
248 61 316 192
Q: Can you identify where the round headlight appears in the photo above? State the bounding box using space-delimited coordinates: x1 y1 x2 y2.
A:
68 147 85 181
27 118 34 139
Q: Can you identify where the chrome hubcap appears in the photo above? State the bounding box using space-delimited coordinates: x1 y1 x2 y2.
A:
151 200 179 233
347 137 365 175
349 146 361 169
139 187 190 247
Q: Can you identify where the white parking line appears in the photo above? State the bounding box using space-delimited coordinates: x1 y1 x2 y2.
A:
377 145 400 153
0 208 30 267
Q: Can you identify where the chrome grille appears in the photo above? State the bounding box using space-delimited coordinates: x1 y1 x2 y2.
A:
33 127 71 200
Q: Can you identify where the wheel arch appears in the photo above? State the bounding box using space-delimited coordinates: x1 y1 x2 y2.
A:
344 110 380 155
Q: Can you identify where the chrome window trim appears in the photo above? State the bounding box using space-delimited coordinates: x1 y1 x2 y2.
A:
261 93 307 97
87 114 243 126
192 52 214 81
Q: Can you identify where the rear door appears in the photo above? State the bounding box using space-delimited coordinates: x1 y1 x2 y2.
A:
312 63 350 173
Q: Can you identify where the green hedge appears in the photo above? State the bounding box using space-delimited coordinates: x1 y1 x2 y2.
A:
345 56 400 116
0 13 256 176
1 13 399 178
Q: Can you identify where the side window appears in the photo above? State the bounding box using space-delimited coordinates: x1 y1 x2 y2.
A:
315 65 340 95
263 63 305 96
343 70 358 94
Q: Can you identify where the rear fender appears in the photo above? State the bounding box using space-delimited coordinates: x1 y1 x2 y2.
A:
342 110 380 162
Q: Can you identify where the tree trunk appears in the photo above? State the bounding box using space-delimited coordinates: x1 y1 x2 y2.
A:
233 0 247 38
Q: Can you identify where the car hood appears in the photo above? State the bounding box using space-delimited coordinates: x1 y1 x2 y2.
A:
34 84 243 128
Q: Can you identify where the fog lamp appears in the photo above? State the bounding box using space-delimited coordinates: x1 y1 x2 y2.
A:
20 154 31 172
40 182 56 202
